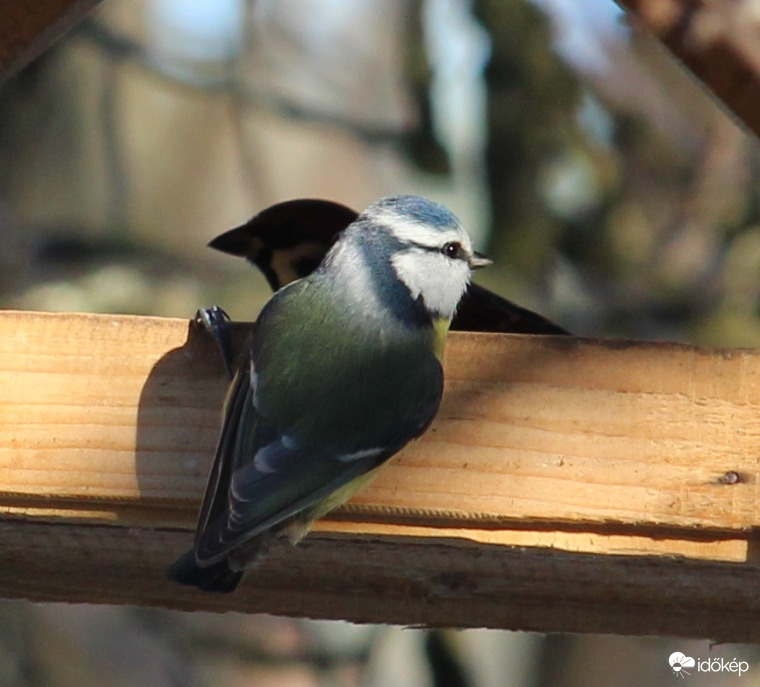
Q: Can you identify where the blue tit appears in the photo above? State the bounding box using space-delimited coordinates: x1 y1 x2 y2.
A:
168 195 491 593
209 198 569 335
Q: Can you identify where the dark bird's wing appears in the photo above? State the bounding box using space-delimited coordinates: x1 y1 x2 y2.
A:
209 198 570 335
454 283 570 335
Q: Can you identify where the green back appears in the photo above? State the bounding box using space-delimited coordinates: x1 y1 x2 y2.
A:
193 277 445 564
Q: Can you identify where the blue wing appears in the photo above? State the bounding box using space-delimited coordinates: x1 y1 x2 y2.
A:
192 365 397 565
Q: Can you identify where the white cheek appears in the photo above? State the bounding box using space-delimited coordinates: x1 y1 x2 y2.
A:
392 251 470 318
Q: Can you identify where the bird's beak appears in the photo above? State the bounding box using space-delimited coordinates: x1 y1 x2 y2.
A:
468 251 492 270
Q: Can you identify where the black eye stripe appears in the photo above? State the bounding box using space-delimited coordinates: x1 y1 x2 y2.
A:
405 240 467 260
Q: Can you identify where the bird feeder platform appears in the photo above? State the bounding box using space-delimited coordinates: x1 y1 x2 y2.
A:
2 309 760 641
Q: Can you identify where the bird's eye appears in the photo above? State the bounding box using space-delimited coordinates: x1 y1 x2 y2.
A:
442 242 463 259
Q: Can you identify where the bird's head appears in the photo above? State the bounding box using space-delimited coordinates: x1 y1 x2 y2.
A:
346 195 491 321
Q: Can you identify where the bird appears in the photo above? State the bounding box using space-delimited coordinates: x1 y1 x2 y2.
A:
168 195 492 592
209 198 569 335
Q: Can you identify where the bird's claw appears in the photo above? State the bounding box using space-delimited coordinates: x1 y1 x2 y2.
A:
195 305 234 379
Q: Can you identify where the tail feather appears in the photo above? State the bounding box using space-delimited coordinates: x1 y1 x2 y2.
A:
167 531 275 594
166 550 243 594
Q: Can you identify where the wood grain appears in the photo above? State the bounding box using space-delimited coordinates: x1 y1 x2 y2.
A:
1 309 760 639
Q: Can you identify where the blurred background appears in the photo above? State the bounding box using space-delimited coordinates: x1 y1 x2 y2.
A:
2 0 760 685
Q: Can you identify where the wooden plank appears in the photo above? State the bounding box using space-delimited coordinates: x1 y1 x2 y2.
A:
3 310 759 533
1 309 760 640
0 1 104 84
5 519 760 642
617 0 760 138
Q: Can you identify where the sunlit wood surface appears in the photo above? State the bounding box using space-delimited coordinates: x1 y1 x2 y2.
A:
1 310 760 640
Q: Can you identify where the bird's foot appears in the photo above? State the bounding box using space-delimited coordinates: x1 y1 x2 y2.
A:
195 305 234 379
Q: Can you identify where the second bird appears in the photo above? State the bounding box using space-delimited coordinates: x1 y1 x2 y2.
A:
168 195 490 592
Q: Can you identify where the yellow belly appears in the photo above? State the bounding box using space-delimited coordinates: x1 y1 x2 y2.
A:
432 315 452 361
283 464 387 543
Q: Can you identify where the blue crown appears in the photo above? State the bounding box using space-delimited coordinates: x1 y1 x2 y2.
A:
371 195 460 231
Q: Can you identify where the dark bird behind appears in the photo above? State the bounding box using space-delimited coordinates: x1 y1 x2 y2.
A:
209 198 569 335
